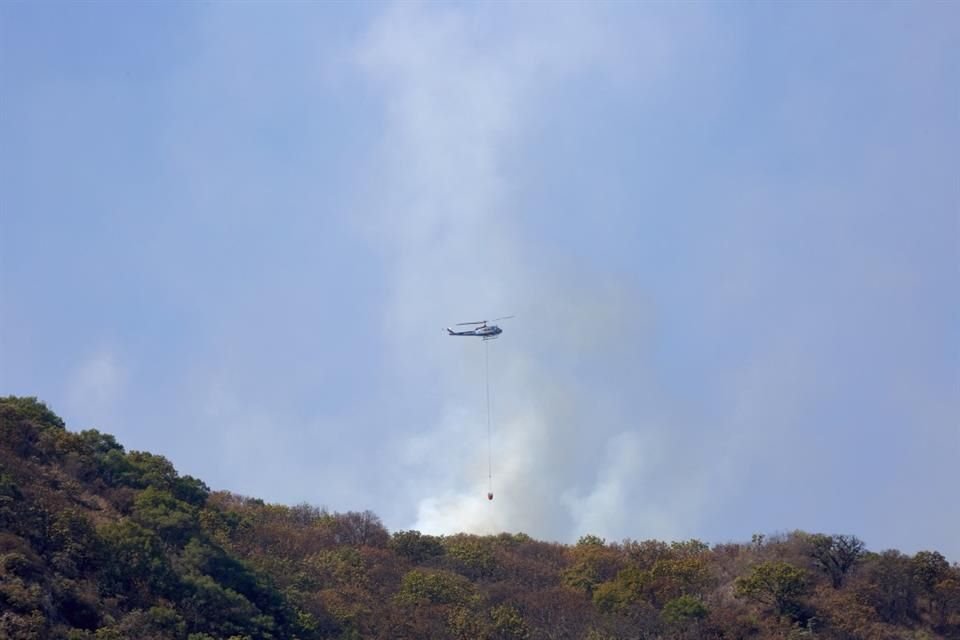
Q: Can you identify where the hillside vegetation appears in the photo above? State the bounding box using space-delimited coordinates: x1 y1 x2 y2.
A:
1 396 957 639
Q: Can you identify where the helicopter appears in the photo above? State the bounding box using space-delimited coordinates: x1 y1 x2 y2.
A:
446 316 514 340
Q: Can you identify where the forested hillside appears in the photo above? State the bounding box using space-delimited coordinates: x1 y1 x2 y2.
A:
1 396 957 639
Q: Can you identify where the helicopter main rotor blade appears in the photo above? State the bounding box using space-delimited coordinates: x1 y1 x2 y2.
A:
456 320 487 326
491 315 515 322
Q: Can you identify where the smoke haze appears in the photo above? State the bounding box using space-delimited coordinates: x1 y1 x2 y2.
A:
2 1 957 556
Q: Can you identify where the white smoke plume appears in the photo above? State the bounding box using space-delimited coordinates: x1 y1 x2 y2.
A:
356 3 701 541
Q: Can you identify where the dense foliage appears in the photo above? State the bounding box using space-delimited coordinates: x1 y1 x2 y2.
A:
1 396 957 639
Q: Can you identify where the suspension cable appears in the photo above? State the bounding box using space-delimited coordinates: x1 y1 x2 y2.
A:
485 338 492 494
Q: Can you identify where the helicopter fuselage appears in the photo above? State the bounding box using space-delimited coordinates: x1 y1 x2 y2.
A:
446 325 502 338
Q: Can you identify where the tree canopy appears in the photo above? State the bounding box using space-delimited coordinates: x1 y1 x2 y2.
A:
1 396 958 639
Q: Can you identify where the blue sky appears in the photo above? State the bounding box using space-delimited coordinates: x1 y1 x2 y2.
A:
1 1 957 559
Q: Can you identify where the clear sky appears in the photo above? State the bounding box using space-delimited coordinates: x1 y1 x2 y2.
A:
1 1 958 559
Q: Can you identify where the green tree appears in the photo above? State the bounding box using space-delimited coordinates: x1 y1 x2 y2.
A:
650 556 713 602
0 396 65 429
662 594 708 639
389 530 445 564
47 509 101 577
77 429 124 456
734 561 809 620
132 487 197 545
563 559 601 596
592 566 651 612
179 572 265 638
577 535 606 548
395 569 473 607
563 536 621 596
490 604 529 639
447 605 487 640
669 539 709 557
444 535 499 580
98 520 176 605
662 594 708 625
